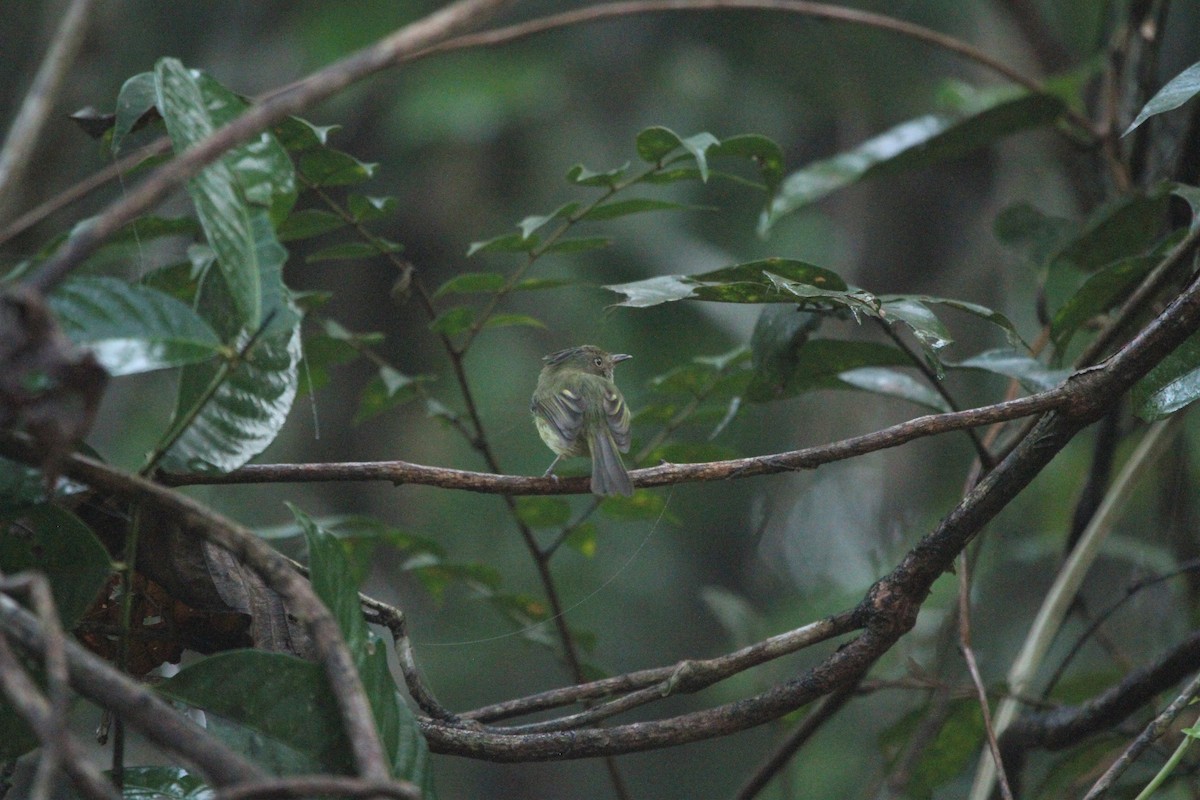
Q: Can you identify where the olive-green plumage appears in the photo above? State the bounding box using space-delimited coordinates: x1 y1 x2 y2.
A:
531 345 633 497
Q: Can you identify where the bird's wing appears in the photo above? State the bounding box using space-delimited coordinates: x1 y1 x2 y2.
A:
533 385 586 446
601 381 632 453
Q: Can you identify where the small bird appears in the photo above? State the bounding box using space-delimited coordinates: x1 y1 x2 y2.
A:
531 345 633 496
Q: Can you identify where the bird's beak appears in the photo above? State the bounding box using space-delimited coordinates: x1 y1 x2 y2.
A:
611 354 632 364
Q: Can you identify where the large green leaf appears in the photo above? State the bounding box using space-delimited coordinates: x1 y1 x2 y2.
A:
1050 255 1158 351
0 504 111 629
161 319 300 473
159 650 356 773
49 276 221 376
161 211 300 473
155 58 262 329
195 72 297 225
606 258 846 308
290 506 434 790
760 87 1065 232
1125 60 1200 135
1049 186 1172 274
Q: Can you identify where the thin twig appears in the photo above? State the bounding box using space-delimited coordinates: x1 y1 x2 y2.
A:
1083 670 1200 800
957 553 1015 800
0 0 98 221
733 682 859 800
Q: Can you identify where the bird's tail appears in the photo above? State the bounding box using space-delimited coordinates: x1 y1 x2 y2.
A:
589 431 633 497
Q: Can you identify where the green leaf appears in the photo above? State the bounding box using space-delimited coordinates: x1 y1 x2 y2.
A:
298 148 378 187
155 58 262 329
307 240 402 263
117 767 211 799
636 128 721 181
483 313 544 330
515 497 572 528
886 294 1026 350
273 116 340 152
289 505 434 789
1125 60 1200 135
566 162 629 187
111 72 158 153
636 126 686 162
292 504 367 652
160 650 357 773
746 339 909 402
466 231 539 257
428 306 475 336
276 208 347 242
607 258 846 308
837 367 951 412
162 213 301 473
761 88 1065 233
163 323 301 473
955 348 1069 392
582 198 693 221
0 504 111 628
1051 186 1172 273
1133 330 1200 420
353 366 433 423
748 306 824 401
766 272 882 321
195 72 297 225
544 236 612 254
348 193 397 222
1050 256 1158 351
517 203 579 238
434 271 507 298
994 202 1078 267
879 298 951 354
709 133 786 191
49 276 222 376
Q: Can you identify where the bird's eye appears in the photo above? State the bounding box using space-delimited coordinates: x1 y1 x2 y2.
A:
594 357 603 367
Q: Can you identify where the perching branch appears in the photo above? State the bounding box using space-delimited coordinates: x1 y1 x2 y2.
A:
161 384 1071 493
